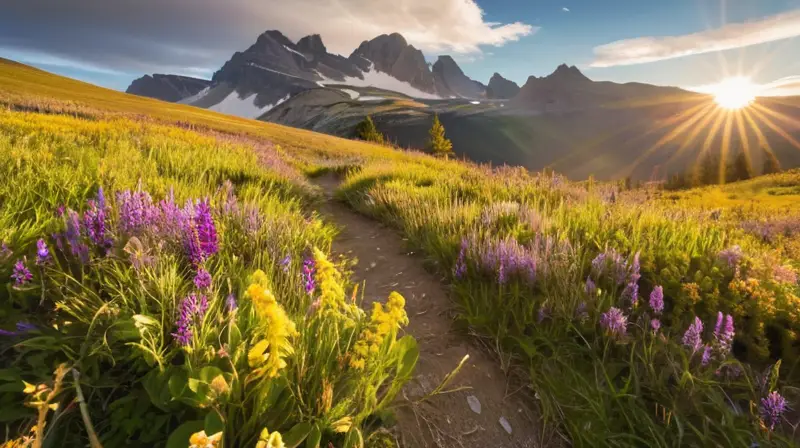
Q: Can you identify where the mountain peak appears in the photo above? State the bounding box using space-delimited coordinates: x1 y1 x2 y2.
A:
486 72 520 99
297 34 327 55
549 64 589 82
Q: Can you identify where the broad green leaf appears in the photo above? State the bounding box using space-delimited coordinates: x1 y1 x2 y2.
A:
198 366 224 383
168 369 189 399
165 420 204 448
305 425 322 448
283 422 313 448
132 314 159 327
204 411 225 435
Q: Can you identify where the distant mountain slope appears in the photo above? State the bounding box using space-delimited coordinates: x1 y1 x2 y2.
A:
432 56 485 99
261 64 800 181
126 30 490 119
125 74 211 102
486 73 520 99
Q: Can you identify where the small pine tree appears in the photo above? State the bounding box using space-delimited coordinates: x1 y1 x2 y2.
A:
762 147 782 175
731 151 754 182
354 115 384 144
427 114 453 158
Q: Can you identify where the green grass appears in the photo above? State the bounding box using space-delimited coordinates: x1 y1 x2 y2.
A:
1 59 799 447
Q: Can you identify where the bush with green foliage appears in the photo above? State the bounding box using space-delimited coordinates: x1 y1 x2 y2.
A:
354 115 384 144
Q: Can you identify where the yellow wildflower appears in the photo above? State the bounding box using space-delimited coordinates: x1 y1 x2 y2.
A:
350 291 409 369
245 272 298 379
209 375 229 397
255 428 285 448
331 416 353 433
252 269 269 286
189 430 222 448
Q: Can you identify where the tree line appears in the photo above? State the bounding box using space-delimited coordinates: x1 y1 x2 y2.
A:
665 147 782 190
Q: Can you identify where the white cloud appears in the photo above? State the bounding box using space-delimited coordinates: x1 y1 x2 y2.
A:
591 9 800 67
562 7 570 12
258 0 536 55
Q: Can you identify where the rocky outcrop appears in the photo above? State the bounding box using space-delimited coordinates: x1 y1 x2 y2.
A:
432 56 485 99
125 74 211 102
349 33 436 94
485 73 520 99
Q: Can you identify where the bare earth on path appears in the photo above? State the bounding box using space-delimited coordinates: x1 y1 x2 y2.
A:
313 174 550 448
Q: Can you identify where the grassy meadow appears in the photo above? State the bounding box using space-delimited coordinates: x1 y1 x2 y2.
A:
1 58 800 447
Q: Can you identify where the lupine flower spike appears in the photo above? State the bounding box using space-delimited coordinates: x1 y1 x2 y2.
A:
760 391 787 430
600 307 627 338
11 258 33 287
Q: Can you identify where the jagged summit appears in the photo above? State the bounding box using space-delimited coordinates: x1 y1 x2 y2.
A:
548 64 590 82
297 34 327 55
486 73 520 99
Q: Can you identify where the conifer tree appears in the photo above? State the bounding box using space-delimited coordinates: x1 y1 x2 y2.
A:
731 151 754 182
427 114 453 158
762 147 782 175
354 115 384 144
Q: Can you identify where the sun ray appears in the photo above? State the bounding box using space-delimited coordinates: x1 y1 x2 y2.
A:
734 110 752 160
718 111 735 182
748 107 800 152
615 101 717 177
751 102 800 129
694 107 728 183
742 108 775 157
663 105 723 168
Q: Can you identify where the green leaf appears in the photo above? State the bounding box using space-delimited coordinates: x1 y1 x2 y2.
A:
305 425 322 448
770 360 782 392
198 366 224 383
282 422 313 448
343 427 363 448
165 420 204 448
168 369 189 399
204 411 225 435
188 378 202 393
143 369 172 410
394 335 419 380
132 314 159 327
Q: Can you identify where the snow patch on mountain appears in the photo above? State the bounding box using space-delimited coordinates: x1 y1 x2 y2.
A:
209 91 290 119
358 96 386 101
319 65 440 100
340 89 359 99
178 86 211 104
283 45 309 60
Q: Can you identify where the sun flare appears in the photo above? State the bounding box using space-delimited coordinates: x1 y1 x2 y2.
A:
712 77 757 110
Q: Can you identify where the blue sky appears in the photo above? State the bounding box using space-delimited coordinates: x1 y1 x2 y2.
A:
1 0 799 93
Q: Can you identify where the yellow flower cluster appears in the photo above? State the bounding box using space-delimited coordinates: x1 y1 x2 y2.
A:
189 430 222 448
729 277 777 318
255 428 285 448
246 270 298 379
313 248 346 311
350 292 409 370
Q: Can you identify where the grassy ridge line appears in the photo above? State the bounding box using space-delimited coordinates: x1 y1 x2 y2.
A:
0 58 408 167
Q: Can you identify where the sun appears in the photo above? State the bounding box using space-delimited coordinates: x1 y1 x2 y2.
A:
712 77 757 110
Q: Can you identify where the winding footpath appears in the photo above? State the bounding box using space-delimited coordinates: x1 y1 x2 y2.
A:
314 175 548 448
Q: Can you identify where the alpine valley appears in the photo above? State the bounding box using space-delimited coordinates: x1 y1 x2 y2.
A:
127 30 800 180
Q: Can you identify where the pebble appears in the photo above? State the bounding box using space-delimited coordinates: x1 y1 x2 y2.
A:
499 416 512 434
467 395 481 414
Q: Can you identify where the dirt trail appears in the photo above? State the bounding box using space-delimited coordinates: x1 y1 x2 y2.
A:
314 174 544 448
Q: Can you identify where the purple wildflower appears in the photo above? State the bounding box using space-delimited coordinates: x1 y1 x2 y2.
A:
193 268 212 290
537 306 550 323
701 345 712 366
193 199 218 258
35 239 50 265
84 189 109 247
760 391 787 430
650 319 661 333
0 322 36 337
649 286 664 315
11 259 33 287
454 240 467 279
600 307 628 338
64 209 89 263
171 293 208 346
117 190 157 235
718 245 743 268
226 293 237 312
591 252 607 276
575 302 589 322
497 262 507 285
302 258 316 295
683 317 704 354
622 281 639 305
629 252 641 284
713 312 735 357
280 255 291 273
0 242 11 260
585 276 597 297
243 205 262 235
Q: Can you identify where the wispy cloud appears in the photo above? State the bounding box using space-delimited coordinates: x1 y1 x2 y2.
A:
562 7 570 12
591 9 800 67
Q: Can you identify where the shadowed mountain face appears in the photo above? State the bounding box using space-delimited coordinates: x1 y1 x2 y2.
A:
125 74 211 102
348 33 436 94
432 55 485 99
486 73 519 99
